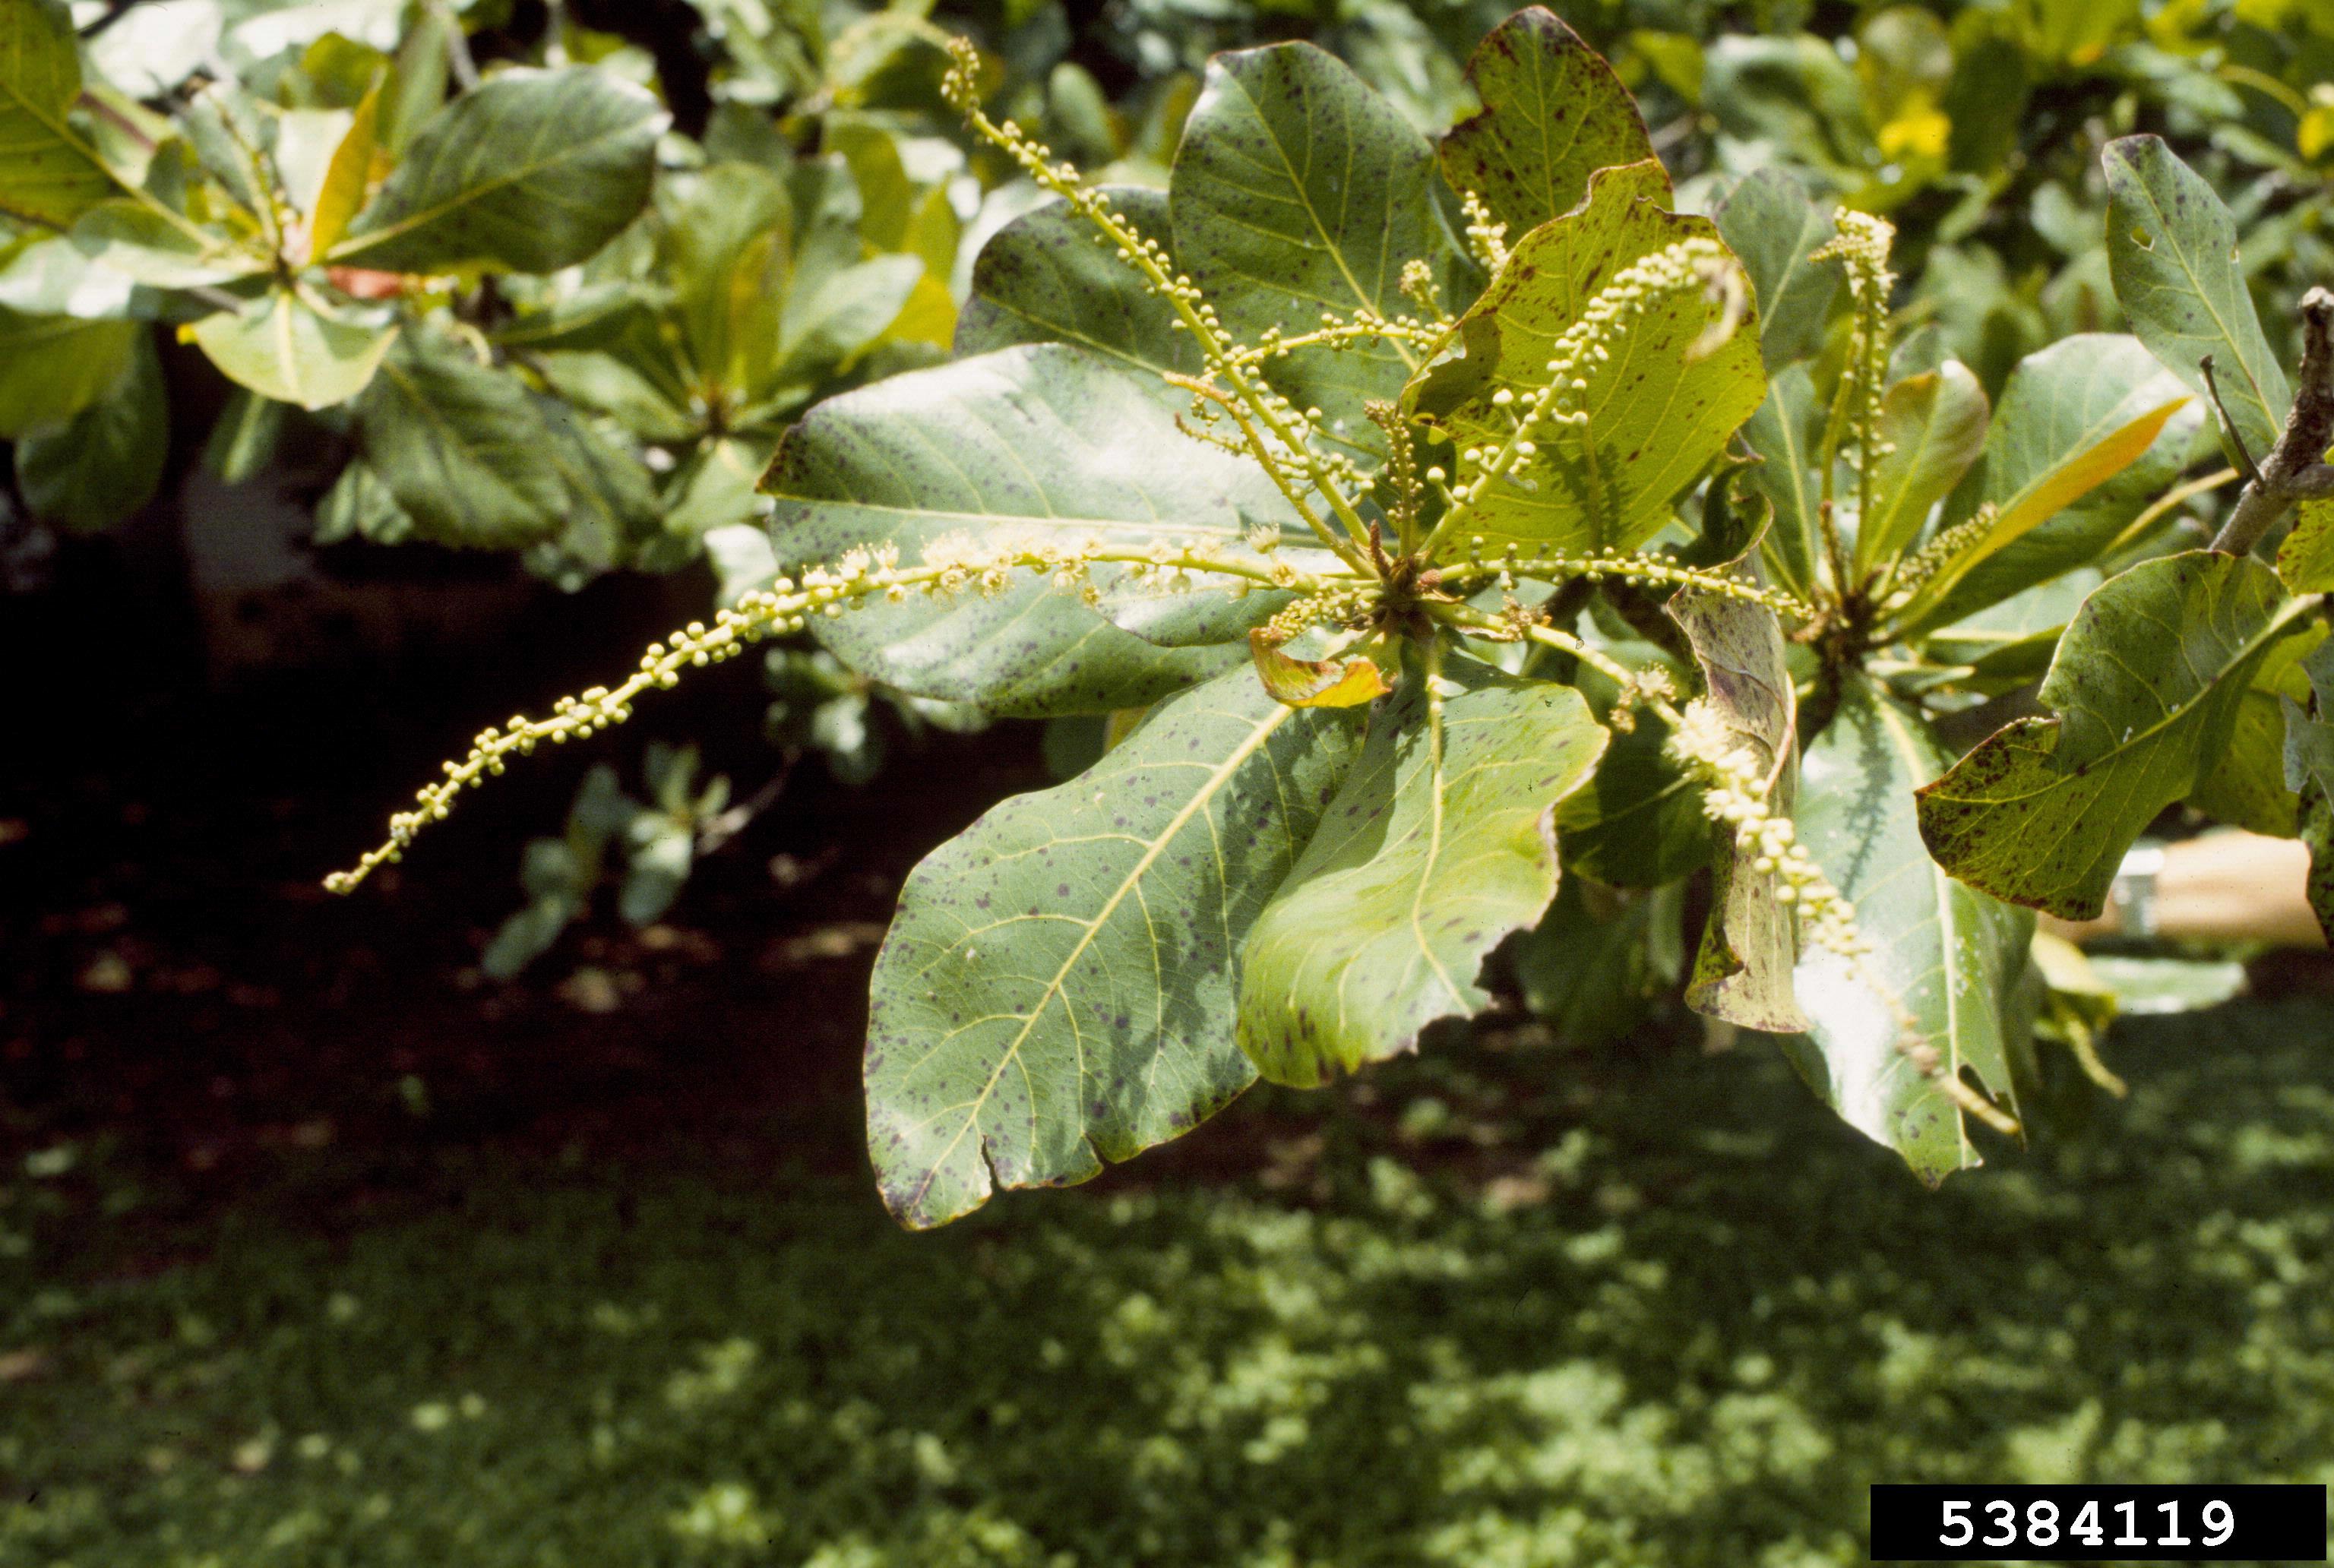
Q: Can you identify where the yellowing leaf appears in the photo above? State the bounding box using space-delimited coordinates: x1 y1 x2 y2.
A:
186 290 398 411
306 79 381 262
1248 631 1392 708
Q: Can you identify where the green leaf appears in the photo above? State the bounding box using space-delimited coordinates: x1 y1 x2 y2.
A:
771 253 923 391
14 326 163 531
523 397 664 587
2102 135 2290 464
864 663 1365 1228
1855 361 1988 572
1238 657 1607 1084
186 290 398 411
1713 168 1840 370
2190 621 2323 838
1788 676 2032 1184
1404 161 1768 555
328 67 666 273
2277 497 2334 596
1894 334 2193 631
0 306 133 435
357 329 566 548
1172 42 1456 459
1917 552 2317 919
313 458 416 546
1672 583 1807 1032
1740 362 1824 598
0 0 119 228
761 345 1297 716
1511 877 1685 1048
1437 6 1654 238
68 199 269 288
955 187 1197 383
1552 711 1713 887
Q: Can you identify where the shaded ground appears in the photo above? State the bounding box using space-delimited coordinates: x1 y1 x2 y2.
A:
5 542 2334 1565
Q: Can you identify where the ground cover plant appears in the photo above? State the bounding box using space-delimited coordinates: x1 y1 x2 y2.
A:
324 5 2334 1228
7 998 2334 1564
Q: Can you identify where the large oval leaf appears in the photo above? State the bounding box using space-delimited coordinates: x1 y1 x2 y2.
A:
0 0 115 228
187 289 398 412
1438 6 1654 238
954 187 1197 383
1404 161 1768 555
2103 135 2289 464
1171 42 1458 460
762 344 1305 716
1855 361 1989 573
327 68 666 274
1238 658 1607 1084
1789 677 2032 1184
357 329 566 548
1713 168 1841 371
1918 552 2319 918
865 664 1365 1228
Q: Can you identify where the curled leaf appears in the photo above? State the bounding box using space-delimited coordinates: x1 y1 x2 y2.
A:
1248 631 1392 709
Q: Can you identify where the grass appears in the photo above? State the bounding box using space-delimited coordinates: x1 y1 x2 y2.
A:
5 1001 2334 1566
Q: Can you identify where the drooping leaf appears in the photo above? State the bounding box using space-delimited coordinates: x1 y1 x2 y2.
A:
186 289 398 411
1248 631 1392 709
2102 135 2290 465
313 457 416 546
771 253 924 391
662 162 795 400
1713 168 1840 370
955 188 1198 383
357 329 566 548
1855 361 1988 572
327 67 666 273
14 326 164 532
1172 41 1459 460
864 663 1365 1228
1788 676 2032 1184
1238 657 1607 1084
1672 583 1807 1032
1405 160 1768 555
762 345 1304 716
0 306 134 435
0 0 119 228
1437 6 1654 238
524 396 665 586
1553 710 1713 887
1918 552 2318 919
1510 877 1685 1047
1894 334 2192 631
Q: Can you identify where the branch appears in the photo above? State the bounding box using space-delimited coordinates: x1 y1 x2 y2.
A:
2212 286 2334 556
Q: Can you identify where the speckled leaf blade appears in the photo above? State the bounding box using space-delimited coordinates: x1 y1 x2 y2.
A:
1713 168 1840 371
761 344 1295 716
1438 6 1654 239
1237 659 1606 1084
2276 498 2334 596
0 0 116 228
1172 42 1456 461
187 289 398 411
1855 361 1988 573
2103 135 2289 463
955 187 1198 384
1673 583 1807 1032
1918 552 2316 919
1789 677 2032 1184
1404 160 1766 555
328 68 666 273
865 664 1365 1228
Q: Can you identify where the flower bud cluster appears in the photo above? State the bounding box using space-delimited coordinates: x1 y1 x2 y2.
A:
1811 210 1899 491
1667 700 1871 960
1879 502 1996 612
1460 190 1510 273
1450 542 1814 624
329 533 1320 893
1424 237 1737 554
